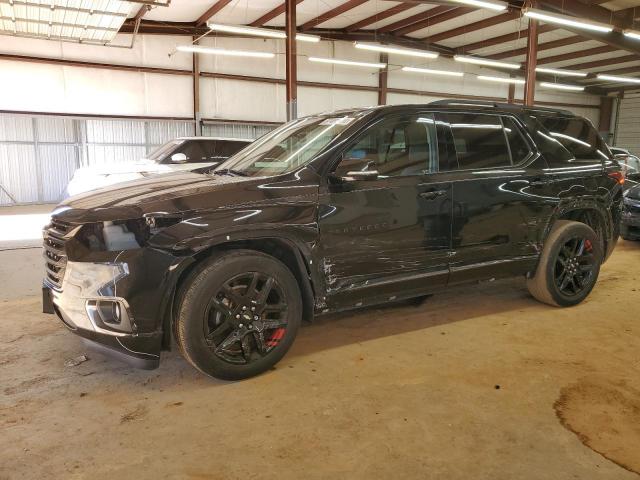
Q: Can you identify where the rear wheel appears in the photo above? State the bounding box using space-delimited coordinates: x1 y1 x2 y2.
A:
175 250 302 380
527 220 602 307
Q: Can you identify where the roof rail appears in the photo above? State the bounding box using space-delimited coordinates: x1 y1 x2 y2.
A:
428 99 516 109
520 105 575 116
428 99 575 116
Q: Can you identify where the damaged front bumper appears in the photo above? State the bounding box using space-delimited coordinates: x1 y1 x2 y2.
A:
43 248 193 369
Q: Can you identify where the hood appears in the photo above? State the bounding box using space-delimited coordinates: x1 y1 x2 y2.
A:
73 160 164 176
54 171 258 224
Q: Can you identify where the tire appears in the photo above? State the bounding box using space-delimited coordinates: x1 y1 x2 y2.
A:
175 249 302 380
527 220 603 307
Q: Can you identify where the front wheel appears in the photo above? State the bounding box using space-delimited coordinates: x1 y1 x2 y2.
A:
175 250 302 380
527 220 603 307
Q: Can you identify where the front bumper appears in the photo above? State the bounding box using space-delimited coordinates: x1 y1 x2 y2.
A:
43 248 193 369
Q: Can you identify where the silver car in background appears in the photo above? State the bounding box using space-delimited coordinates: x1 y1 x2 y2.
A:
65 136 252 197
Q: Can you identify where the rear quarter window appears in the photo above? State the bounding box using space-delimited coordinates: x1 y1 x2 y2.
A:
534 115 610 164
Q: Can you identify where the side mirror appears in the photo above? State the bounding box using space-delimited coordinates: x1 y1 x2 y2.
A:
345 170 379 181
170 153 188 164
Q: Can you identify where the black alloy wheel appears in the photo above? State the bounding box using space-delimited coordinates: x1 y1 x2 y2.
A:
204 272 289 365
526 220 602 307
175 250 302 380
553 236 596 297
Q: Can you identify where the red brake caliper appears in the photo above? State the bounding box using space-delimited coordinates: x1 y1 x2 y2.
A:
584 239 593 252
266 328 285 347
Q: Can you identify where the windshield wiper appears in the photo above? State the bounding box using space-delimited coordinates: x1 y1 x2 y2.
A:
212 168 249 177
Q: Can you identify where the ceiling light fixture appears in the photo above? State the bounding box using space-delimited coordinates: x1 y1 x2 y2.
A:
477 75 525 84
308 57 386 69
176 45 275 58
623 29 640 41
535 67 588 78
445 0 508 11
596 74 640 84
539 82 585 91
402 66 464 77
207 23 320 42
355 42 439 59
523 8 613 33
454 55 520 70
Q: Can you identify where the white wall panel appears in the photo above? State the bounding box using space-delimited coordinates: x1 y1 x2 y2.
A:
387 92 444 106
0 35 603 124
0 34 192 70
200 77 286 122
198 37 284 79
297 86 377 117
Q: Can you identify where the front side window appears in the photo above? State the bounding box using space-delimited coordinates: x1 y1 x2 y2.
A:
147 140 185 163
446 113 512 170
215 114 361 177
213 140 251 160
177 141 208 163
335 114 437 178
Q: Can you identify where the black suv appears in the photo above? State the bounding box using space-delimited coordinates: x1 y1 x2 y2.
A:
42 101 623 380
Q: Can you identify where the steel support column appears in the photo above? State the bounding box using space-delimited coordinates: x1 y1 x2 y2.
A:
192 35 201 136
507 75 515 104
285 0 297 121
378 53 388 105
523 2 538 106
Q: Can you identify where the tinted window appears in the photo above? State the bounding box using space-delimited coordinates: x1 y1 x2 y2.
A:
447 113 511 169
214 140 250 160
502 117 531 164
336 114 437 177
177 141 208 163
535 115 609 161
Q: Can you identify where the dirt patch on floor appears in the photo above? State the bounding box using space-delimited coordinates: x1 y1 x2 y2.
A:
554 377 640 475
120 404 148 424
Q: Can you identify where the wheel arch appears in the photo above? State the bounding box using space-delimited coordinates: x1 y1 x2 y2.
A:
161 235 317 350
544 201 613 260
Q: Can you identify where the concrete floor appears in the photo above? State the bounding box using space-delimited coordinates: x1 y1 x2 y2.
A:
1 234 639 479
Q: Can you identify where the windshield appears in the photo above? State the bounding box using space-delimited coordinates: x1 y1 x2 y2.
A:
214 115 359 177
147 139 185 162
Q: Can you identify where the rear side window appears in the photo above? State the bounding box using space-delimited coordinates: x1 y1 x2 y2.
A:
535 115 609 162
446 113 512 169
502 117 531 164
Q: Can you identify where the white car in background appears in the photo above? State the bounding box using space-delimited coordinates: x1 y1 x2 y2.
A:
65 136 252 197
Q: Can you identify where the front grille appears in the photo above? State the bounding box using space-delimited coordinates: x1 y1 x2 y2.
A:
43 219 73 289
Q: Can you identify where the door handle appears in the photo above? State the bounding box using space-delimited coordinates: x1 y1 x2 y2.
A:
419 189 447 200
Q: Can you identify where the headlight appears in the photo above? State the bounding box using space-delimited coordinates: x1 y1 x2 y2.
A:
65 261 129 297
77 215 182 252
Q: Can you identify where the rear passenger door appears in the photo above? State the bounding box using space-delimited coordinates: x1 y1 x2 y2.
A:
435 112 545 284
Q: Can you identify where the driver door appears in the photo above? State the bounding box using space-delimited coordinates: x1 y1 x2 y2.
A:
318 113 453 307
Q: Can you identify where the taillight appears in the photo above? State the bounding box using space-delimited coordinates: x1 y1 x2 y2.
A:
608 171 625 185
